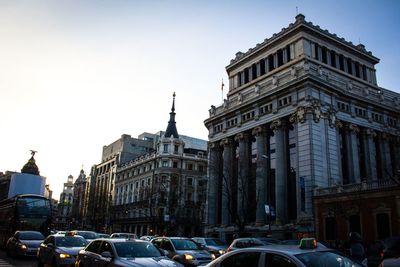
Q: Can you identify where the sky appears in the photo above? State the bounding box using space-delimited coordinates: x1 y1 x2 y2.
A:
1 0 399 200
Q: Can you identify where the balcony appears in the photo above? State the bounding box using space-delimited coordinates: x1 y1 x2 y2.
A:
314 179 399 197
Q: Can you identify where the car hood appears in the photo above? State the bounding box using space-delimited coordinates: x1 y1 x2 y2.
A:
21 240 43 248
120 256 183 267
58 247 85 255
206 245 227 251
177 250 212 258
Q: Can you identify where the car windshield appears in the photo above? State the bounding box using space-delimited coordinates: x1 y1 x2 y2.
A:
172 239 201 250
55 236 86 247
205 239 226 246
114 242 162 258
77 232 98 239
295 251 364 267
20 232 44 240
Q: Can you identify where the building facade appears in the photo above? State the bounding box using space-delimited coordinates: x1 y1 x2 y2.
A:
87 134 155 232
56 175 74 230
204 14 400 242
113 94 208 237
71 169 87 229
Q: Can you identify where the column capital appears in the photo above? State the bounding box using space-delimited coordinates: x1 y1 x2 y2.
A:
252 125 269 136
234 132 250 142
220 137 234 147
270 119 287 131
379 132 390 141
208 142 220 150
363 128 377 137
345 123 360 133
289 106 307 124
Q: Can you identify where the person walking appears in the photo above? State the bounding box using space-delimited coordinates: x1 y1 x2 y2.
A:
349 232 366 263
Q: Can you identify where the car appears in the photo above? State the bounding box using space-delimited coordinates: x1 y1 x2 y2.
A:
140 235 155 241
256 237 282 245
379 236 400 267
97 233 111 238
110 232 137 239
37 231 87 267
6 230 45 258
151 236 215 266
71 230 99 244
205 238 366 267
226 237 265 252
75 238 184 267
191 237 228 258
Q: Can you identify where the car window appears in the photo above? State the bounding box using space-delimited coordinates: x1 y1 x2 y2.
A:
86 240 102 253
266 253 296 267
163 240 175 251
114 242 162 258
55 236 86 247
221 252 261 267
206 238 226 246
295 251 364 267
152 238 162 248
44 236 53 245
99 241 113 255
20 232 44 240
172 239 200 250
78 231 98 239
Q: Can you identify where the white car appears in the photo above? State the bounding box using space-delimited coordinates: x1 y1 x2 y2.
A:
205 238 366 267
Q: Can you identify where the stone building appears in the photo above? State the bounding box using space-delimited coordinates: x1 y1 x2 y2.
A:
88 134 154 231
71 169 87 229
113 94 208 237
57 175 74 230
204 14 400 242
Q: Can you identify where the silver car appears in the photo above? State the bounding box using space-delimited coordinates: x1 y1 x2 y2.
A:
75 238 184 267
6 230 44 257
37 232 87 267
151 237 215 267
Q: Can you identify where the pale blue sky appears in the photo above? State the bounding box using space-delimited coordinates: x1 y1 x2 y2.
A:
1 0 399 199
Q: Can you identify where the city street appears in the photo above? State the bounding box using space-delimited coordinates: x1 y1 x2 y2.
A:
0 249 36 267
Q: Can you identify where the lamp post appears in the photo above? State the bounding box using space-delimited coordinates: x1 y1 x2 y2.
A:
262 154 272 236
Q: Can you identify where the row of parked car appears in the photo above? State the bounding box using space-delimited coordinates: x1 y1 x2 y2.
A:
5 230 400 267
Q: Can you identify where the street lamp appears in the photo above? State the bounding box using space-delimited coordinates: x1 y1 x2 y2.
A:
262 155 272 236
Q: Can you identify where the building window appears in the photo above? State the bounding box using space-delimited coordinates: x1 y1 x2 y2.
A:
174 145 179 153
325 217 337 240
162 160 168 167
349 214 361 235
187 178 193 186
163 144 169 153
187 163 193 170
173 161 178 168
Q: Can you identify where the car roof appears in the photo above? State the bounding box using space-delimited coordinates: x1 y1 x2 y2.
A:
232 244 332 256
99 238 150 244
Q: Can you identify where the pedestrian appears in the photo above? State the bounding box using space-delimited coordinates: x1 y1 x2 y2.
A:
349 232 366 263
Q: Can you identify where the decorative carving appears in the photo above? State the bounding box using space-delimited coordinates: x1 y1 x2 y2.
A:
272 75 278 86
252 126 267 136
363 87 369 96
346 123 360 133
304 60 310 72
364 128 376 137
318 65 323 76
223 99 228 109
326 107 337 128
347 81 353 91
220 138 233 147
254 84 260 95
289 106 307 124
270 119 283 131
238 93 243 103
290 66 297 77
234 132 250 142
210 105 216 116
333 119 343 129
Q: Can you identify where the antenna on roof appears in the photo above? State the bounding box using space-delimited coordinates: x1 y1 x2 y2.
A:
296 6 298 15
221 78 225 103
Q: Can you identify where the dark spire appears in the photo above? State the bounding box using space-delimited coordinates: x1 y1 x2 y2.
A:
165 92 179 138
21 150 40 175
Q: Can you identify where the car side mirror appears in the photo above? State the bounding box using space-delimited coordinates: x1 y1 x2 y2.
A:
47 243 54 248
101 251 113 259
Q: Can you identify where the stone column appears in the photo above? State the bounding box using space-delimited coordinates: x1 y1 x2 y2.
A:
220 138 235 225
360 129 377 180
344 123 361 183
271 119 289 224
207 142 221 226
235 132 251 221
253 126 270 225
378 133 392 179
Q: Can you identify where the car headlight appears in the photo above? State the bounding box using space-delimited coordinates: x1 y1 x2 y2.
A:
184 254 194 260
218 250 225 255
211 253 216 260
59 253 72 259
19 244 27 250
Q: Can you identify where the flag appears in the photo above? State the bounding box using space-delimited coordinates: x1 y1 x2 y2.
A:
221 79 224 91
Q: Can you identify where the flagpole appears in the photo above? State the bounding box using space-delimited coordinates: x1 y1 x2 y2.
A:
221 78 224 103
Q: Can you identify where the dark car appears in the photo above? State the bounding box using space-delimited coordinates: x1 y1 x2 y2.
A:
6 230 44 258
191 237 228 258
151 237 215 266
75 238 184 267
37 232 87 267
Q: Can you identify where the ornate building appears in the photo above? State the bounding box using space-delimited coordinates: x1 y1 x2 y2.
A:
88 134 154 231
113 94 208 237
56 175 74 229
204 14 400 241
71 169 87 229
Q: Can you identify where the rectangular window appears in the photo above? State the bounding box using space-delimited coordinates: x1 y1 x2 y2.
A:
162 160 168 167
163 144 169 153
